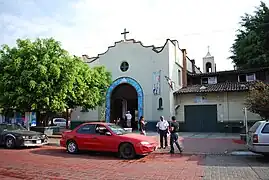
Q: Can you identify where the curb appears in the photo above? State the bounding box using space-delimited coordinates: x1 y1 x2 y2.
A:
229 151 263 157
47 143 60 147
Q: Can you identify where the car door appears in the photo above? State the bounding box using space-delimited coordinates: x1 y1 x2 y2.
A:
259 123 269 152
93 125 119 152
74 124 96 150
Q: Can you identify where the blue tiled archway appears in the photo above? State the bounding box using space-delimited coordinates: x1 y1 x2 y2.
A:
105 77 144 124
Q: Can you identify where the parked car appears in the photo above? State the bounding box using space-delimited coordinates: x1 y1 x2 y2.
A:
247 120 269 156
49 118 70 128
60 122 158 159
0 123 48 149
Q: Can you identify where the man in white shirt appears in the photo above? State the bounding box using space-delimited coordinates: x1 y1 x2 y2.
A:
125 111 132 128
156 116 169 149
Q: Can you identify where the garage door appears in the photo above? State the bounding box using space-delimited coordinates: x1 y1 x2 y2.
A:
184 105 218 132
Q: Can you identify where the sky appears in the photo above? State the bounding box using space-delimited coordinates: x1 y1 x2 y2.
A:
0 0 267 71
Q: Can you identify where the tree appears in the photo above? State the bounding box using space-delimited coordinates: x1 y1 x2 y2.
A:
0 38 111 124
246 81 269 119
230 1 269 69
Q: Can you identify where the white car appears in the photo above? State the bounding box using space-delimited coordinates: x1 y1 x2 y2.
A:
247 120 269 157
49 118 70 128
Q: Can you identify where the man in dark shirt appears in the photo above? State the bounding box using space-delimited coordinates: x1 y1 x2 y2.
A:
169 116 182 154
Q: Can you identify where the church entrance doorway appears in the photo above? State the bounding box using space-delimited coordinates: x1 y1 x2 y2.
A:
105 77 144 131
110 83 138 130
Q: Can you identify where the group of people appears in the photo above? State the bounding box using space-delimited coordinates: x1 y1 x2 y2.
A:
114 112 182 154
140 115 182 154
156 116 182 154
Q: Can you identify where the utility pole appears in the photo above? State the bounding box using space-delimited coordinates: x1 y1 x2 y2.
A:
243 107 249 145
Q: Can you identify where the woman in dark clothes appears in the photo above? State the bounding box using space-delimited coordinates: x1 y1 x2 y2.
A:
139 116 147 135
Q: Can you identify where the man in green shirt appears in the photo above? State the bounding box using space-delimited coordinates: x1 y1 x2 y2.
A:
169 116 182 154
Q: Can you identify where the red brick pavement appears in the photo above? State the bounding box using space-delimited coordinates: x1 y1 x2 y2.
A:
0 146 204 180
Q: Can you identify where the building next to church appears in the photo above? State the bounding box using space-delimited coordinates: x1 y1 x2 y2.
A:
71 29 267 132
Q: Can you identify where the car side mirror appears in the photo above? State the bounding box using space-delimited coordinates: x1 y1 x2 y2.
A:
105 132 112 136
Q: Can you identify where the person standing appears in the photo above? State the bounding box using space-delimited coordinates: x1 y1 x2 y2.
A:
139 116 147 135
156 116 169 149
125 111 132 128
169 116 182 154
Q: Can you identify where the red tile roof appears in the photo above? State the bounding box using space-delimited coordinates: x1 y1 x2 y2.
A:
174 81 256 94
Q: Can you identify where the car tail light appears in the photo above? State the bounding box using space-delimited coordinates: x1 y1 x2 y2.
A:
253 134 258 143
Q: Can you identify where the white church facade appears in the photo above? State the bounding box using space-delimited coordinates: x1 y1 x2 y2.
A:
70 29 201 130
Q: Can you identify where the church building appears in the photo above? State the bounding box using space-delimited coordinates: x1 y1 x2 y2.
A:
71 29 201 131
71 29 265 132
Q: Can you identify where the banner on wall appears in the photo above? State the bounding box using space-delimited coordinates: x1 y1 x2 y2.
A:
153 70 161 95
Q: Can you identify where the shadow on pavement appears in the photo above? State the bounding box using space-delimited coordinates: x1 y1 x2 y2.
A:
29 147 153 161
198 154 269 167
29 147 122 160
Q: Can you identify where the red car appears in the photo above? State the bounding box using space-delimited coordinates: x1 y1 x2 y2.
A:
60 122 158 159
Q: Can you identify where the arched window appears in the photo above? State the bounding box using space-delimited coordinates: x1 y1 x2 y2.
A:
158 98 163 110
205 62 212 72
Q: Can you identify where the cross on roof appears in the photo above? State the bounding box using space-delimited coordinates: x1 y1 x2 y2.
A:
121 28 129 41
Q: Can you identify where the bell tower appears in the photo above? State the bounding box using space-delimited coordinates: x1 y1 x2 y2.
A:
203 46 216 73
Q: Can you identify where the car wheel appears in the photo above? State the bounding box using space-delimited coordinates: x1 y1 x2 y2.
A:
66 140 78 154
5 137 16 149
119 143 136 159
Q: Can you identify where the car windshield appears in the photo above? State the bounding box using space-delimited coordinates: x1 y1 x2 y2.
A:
1 124 27 131
107 124 128 135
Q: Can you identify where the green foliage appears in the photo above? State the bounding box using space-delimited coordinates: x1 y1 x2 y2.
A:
246 81 269 119
0 38 111 113
230 1 269 68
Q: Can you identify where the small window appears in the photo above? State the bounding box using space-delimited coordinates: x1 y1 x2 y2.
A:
238 73 256 82
238 75 246 82
246 73 256 82
261 123 269 133
120 61 129 72
77 124 95 134
158 98 163 110
201 77 208 84
178 70 181 85
208 77 217 84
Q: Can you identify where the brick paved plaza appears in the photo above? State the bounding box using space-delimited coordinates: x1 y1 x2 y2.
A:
0 136 268 180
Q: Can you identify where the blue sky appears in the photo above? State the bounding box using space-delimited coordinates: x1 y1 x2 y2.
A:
0 0 267 71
